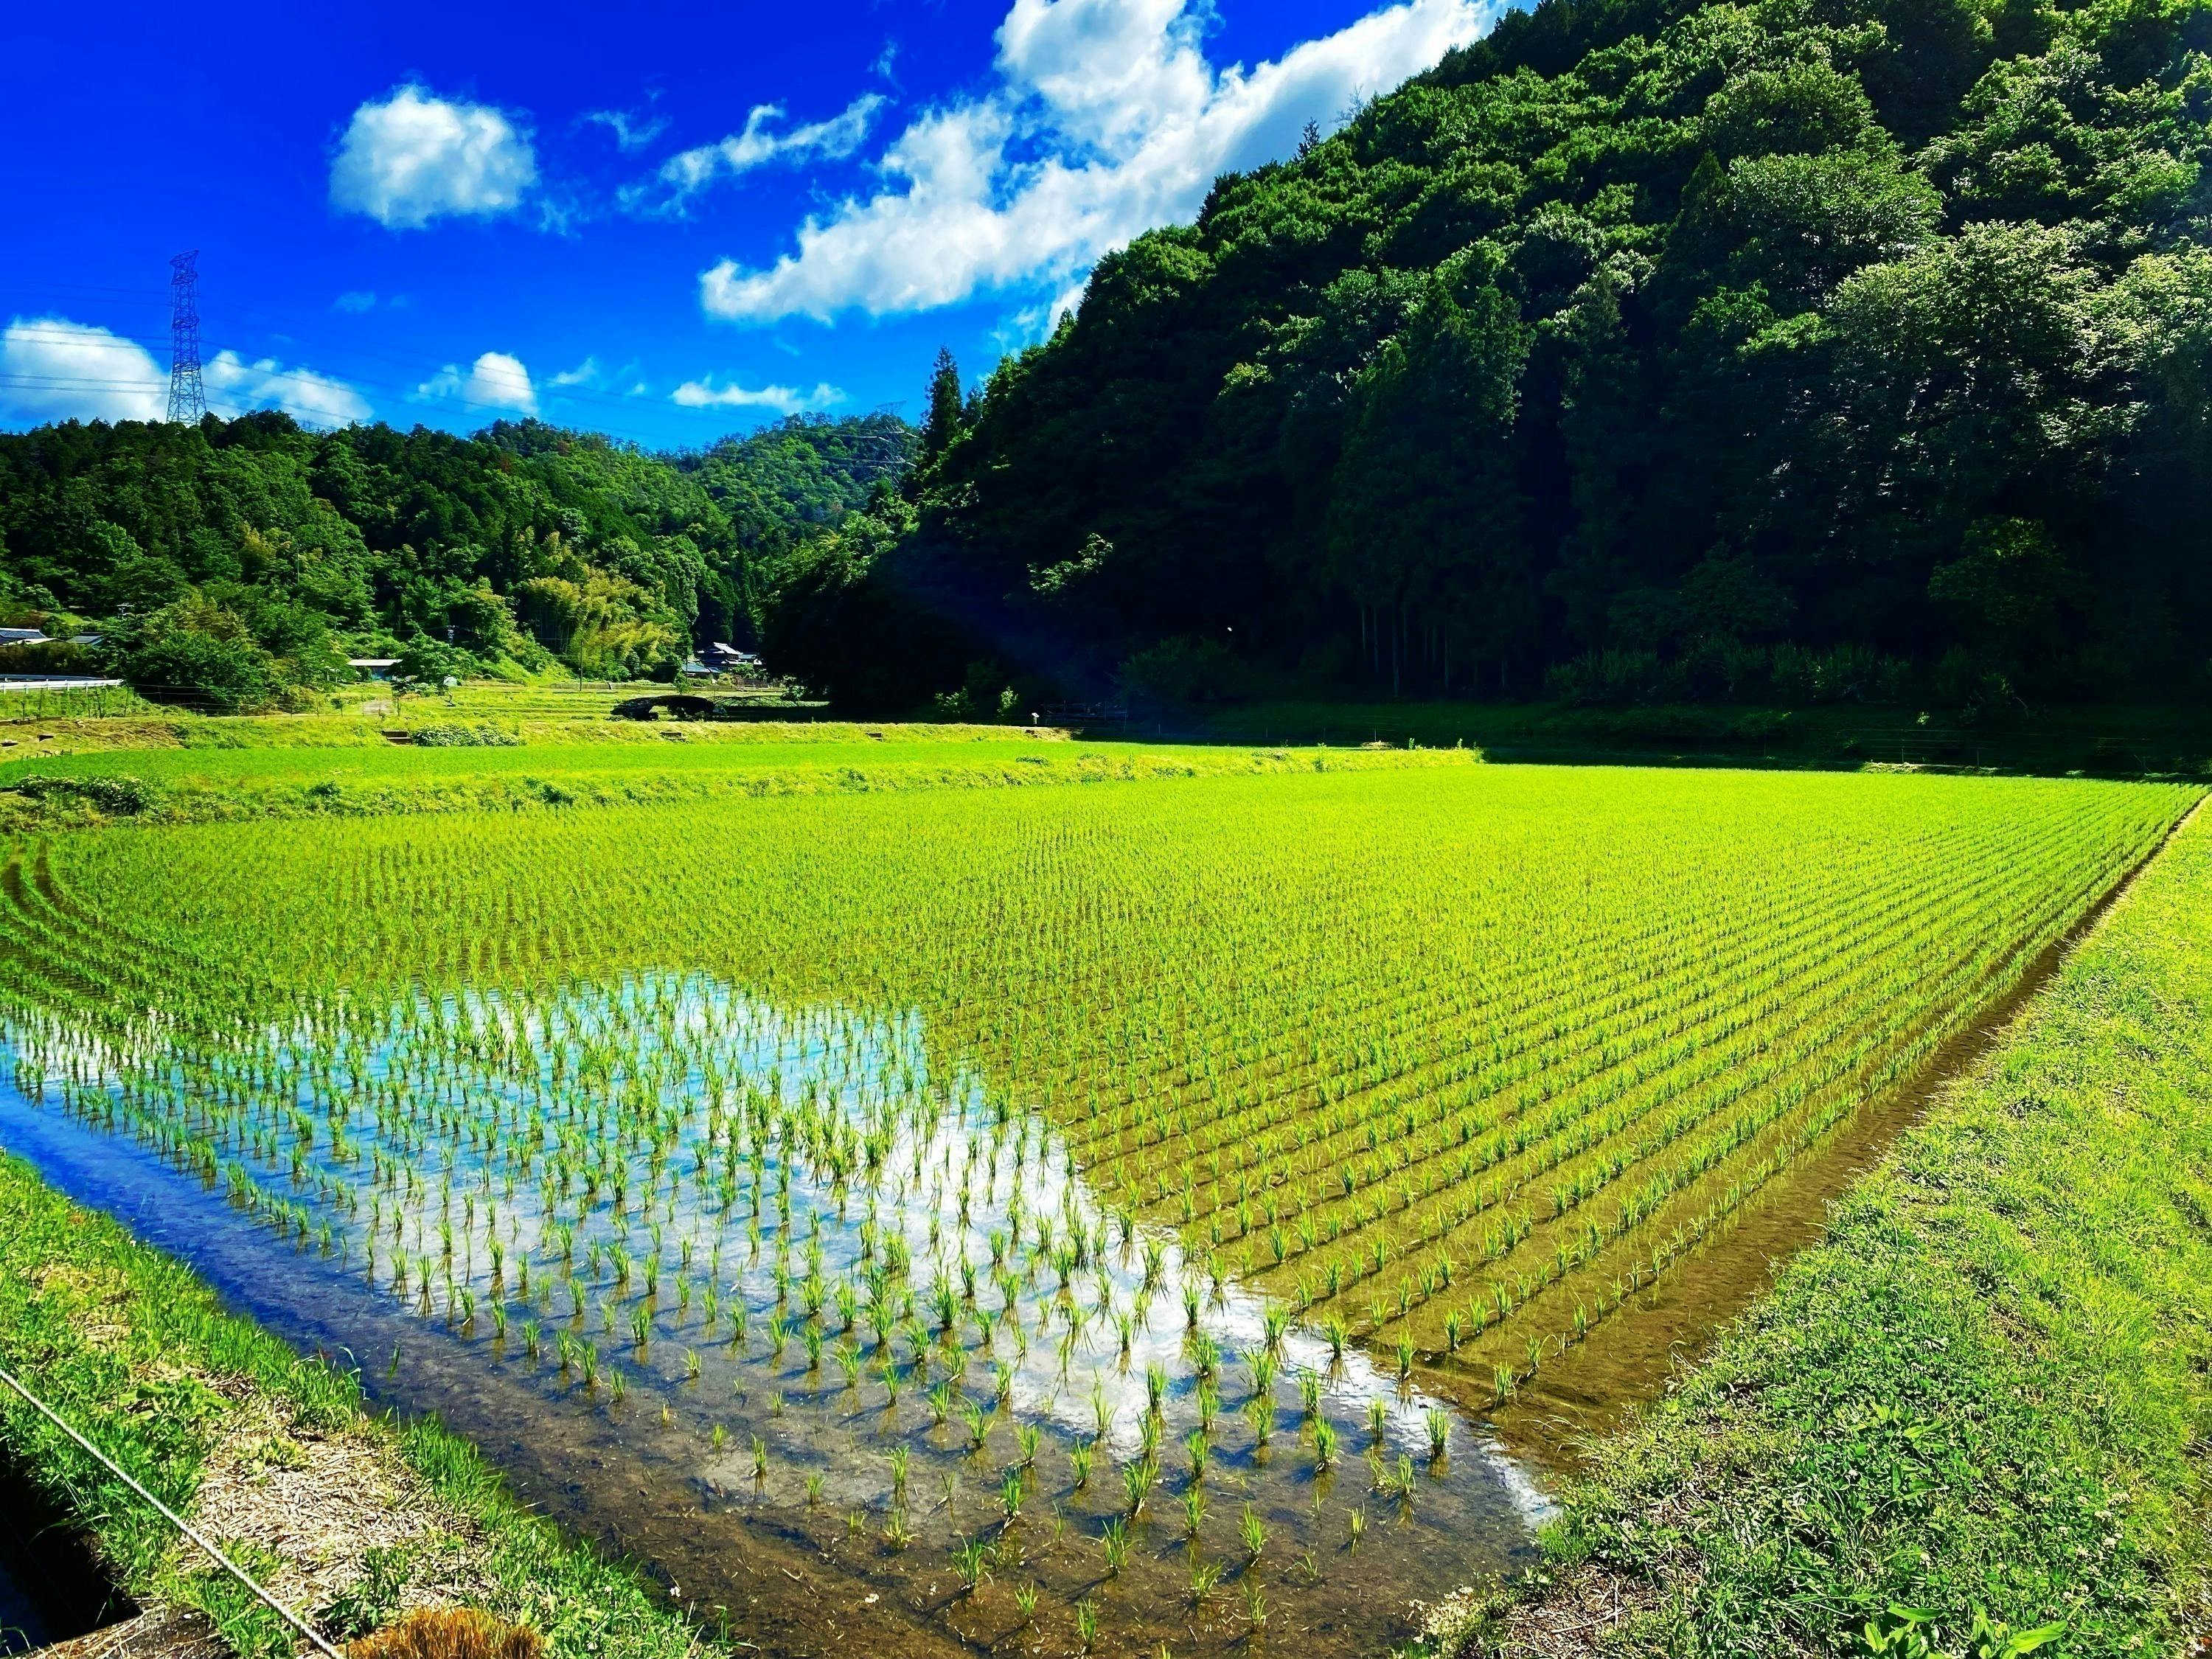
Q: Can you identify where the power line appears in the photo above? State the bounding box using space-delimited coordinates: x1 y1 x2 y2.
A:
0 321 731 442
2 305 679 435
1 279 916 450
0 377 374 432
5 293 872 434
167 251 206 425
0 369 722 450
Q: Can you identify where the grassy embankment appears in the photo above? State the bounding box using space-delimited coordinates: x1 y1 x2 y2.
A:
0 1152 709 1658
0 675 826 759
0 720 1475 828
1438 804 2212 1659
0 673 789 735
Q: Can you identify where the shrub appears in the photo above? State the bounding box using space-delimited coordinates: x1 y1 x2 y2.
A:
4 774 153 815
931 660 1020 723
1548 644 1918 706
1544 650 1673 706
1770 641 1899 703
394 638 479 689
346 1607 544 1659
0 639 93 675
1119 636 1245 706
411 725 524 748
113 594 282 713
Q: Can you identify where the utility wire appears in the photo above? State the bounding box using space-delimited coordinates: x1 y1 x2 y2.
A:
0 364 675 442
0 357 735 448
0 294 863 434
0 308 801 430
0 1360 347 1659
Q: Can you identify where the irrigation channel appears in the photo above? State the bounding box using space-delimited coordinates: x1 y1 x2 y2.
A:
0 980 1555 1658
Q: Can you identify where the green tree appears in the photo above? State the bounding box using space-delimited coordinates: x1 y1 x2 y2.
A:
1326 275 1531 694
112 592 281 714
919 349 966 467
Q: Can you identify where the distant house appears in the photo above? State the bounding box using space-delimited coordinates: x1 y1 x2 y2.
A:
348 657 401 680
69 633 102 647
698 641 762 675
0 628 50 647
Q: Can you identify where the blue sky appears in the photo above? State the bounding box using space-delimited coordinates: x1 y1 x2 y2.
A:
0 0 1503 450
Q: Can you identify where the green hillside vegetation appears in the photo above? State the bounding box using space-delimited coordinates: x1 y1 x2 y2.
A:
768 0 2212 716
0 411 911 709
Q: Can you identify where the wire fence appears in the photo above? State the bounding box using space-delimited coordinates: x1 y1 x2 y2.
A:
0 681 139 720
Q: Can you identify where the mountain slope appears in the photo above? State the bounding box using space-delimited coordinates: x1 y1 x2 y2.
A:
0 411 911 703
772 0 2212 712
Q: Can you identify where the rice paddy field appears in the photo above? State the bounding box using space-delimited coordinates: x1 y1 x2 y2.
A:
0 761 2196 1657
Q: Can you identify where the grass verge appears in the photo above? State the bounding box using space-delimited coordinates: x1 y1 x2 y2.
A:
0 737 1475 830
1433 804 2212 1659
0 1151 711 1658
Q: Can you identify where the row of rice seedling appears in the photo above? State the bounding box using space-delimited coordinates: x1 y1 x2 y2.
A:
0 765 2191 1655
4 961 1537 1651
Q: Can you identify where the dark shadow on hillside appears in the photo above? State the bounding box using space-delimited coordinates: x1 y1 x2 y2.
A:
1021 700 2212 782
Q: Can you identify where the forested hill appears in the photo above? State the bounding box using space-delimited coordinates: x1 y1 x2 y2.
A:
0 411 912 706
770 0 2212 713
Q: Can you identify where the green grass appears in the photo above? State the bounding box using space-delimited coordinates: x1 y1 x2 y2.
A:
0 709 1009 759
0 684 160 723
1500 803 2212 1659
0 675 703 754
0 728 1469 826
0 1152 709 1658
349 678 804 722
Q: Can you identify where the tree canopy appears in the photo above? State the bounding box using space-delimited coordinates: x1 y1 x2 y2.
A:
0 410 911 706
11 0 2212 717
765 0 2212 713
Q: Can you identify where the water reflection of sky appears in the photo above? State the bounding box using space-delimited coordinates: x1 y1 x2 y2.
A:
11 971 1551 1630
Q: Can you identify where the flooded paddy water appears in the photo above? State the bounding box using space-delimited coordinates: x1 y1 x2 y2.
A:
1 770 2188 1655
0 977 1549 1658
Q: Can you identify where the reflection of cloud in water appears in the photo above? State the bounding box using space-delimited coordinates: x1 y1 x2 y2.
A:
14 970 1552 1579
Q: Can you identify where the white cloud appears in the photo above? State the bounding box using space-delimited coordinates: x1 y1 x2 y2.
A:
633 94 888 212
700 102 1015 320
585 107 669 153
670 377 845 414
700 0 1497 324
995 0 1213 153
0 316 167 422
331 83 538 229
0 317 367 428
204 351 372 427
417 350 538 416
549 356 601 388
333 290 378 313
